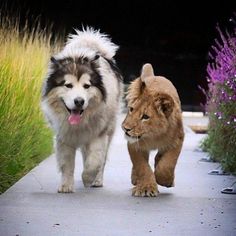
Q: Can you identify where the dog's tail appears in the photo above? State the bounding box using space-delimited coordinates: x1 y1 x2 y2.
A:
64 26 119 59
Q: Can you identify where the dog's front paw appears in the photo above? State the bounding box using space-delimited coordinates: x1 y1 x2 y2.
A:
91 179 103 187
82 171 96 187
58 181 74 193
91 171 104 187
132 183 158 197
58 184 74 193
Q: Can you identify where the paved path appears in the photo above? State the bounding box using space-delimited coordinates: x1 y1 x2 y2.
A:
0 113 235 236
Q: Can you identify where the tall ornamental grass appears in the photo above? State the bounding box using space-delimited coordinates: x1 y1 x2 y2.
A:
202 15 236 174
0 16 55 193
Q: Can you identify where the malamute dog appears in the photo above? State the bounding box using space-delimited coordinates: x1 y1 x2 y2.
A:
41 28 122 193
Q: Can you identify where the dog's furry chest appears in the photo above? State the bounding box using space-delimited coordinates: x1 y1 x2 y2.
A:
56 113 111 148
57 127 94 147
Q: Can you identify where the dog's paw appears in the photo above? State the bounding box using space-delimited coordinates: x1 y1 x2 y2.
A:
82 171 95 187
58 183 74 193
132 183 158 197
91 179 103 187
91 172 104 187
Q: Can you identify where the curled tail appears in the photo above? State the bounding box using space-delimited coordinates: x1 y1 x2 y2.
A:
63 26 119 59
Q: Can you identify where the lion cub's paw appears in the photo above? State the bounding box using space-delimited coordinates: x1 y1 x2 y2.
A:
132 183 158 197
155 172 175 188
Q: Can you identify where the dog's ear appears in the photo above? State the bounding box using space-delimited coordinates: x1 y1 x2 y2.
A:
79 55 99 66
90 54 100 64
93 54 100 61
50 56 61 67
50 56 66 70
155 93 174 118
77 56 89 65
51 57 75 69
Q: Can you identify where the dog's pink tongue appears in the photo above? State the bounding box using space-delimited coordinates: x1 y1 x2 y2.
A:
68 113 81 125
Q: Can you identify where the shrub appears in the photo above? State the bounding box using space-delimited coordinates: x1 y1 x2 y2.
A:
0 15 55 193
202 14 236 174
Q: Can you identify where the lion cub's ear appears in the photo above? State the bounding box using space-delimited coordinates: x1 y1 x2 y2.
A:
141 63 154 82
155 93 174 118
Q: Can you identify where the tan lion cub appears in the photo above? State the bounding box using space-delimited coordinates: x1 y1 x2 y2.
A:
122 63 184 197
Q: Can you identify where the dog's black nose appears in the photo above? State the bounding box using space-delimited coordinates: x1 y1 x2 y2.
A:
74 98 85 107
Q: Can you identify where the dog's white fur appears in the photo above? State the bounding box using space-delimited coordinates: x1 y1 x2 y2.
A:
41 28 121 192
65 27 119 59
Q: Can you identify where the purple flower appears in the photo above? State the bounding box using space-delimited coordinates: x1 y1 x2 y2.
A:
204 14 236 134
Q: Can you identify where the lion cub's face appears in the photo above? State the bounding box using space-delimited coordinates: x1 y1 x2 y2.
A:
122 81 174 144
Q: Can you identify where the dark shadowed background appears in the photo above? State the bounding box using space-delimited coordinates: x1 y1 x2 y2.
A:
1 0 236 111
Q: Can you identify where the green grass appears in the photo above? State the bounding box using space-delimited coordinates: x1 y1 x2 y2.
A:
0 16 55 193
201 122 236 174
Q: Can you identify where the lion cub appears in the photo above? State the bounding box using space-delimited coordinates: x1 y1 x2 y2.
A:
122 63 184 197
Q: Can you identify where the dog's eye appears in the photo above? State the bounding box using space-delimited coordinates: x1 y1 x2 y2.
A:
65 83 73 88
141 114 150 120
129 107 133 112
83 84 91 89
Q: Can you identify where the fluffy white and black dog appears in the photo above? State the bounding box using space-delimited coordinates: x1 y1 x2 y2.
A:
41 28 122 193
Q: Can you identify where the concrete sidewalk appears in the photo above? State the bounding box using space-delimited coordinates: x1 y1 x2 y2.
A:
0 113 235 236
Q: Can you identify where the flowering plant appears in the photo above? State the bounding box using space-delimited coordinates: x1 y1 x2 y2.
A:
202 14 236 173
